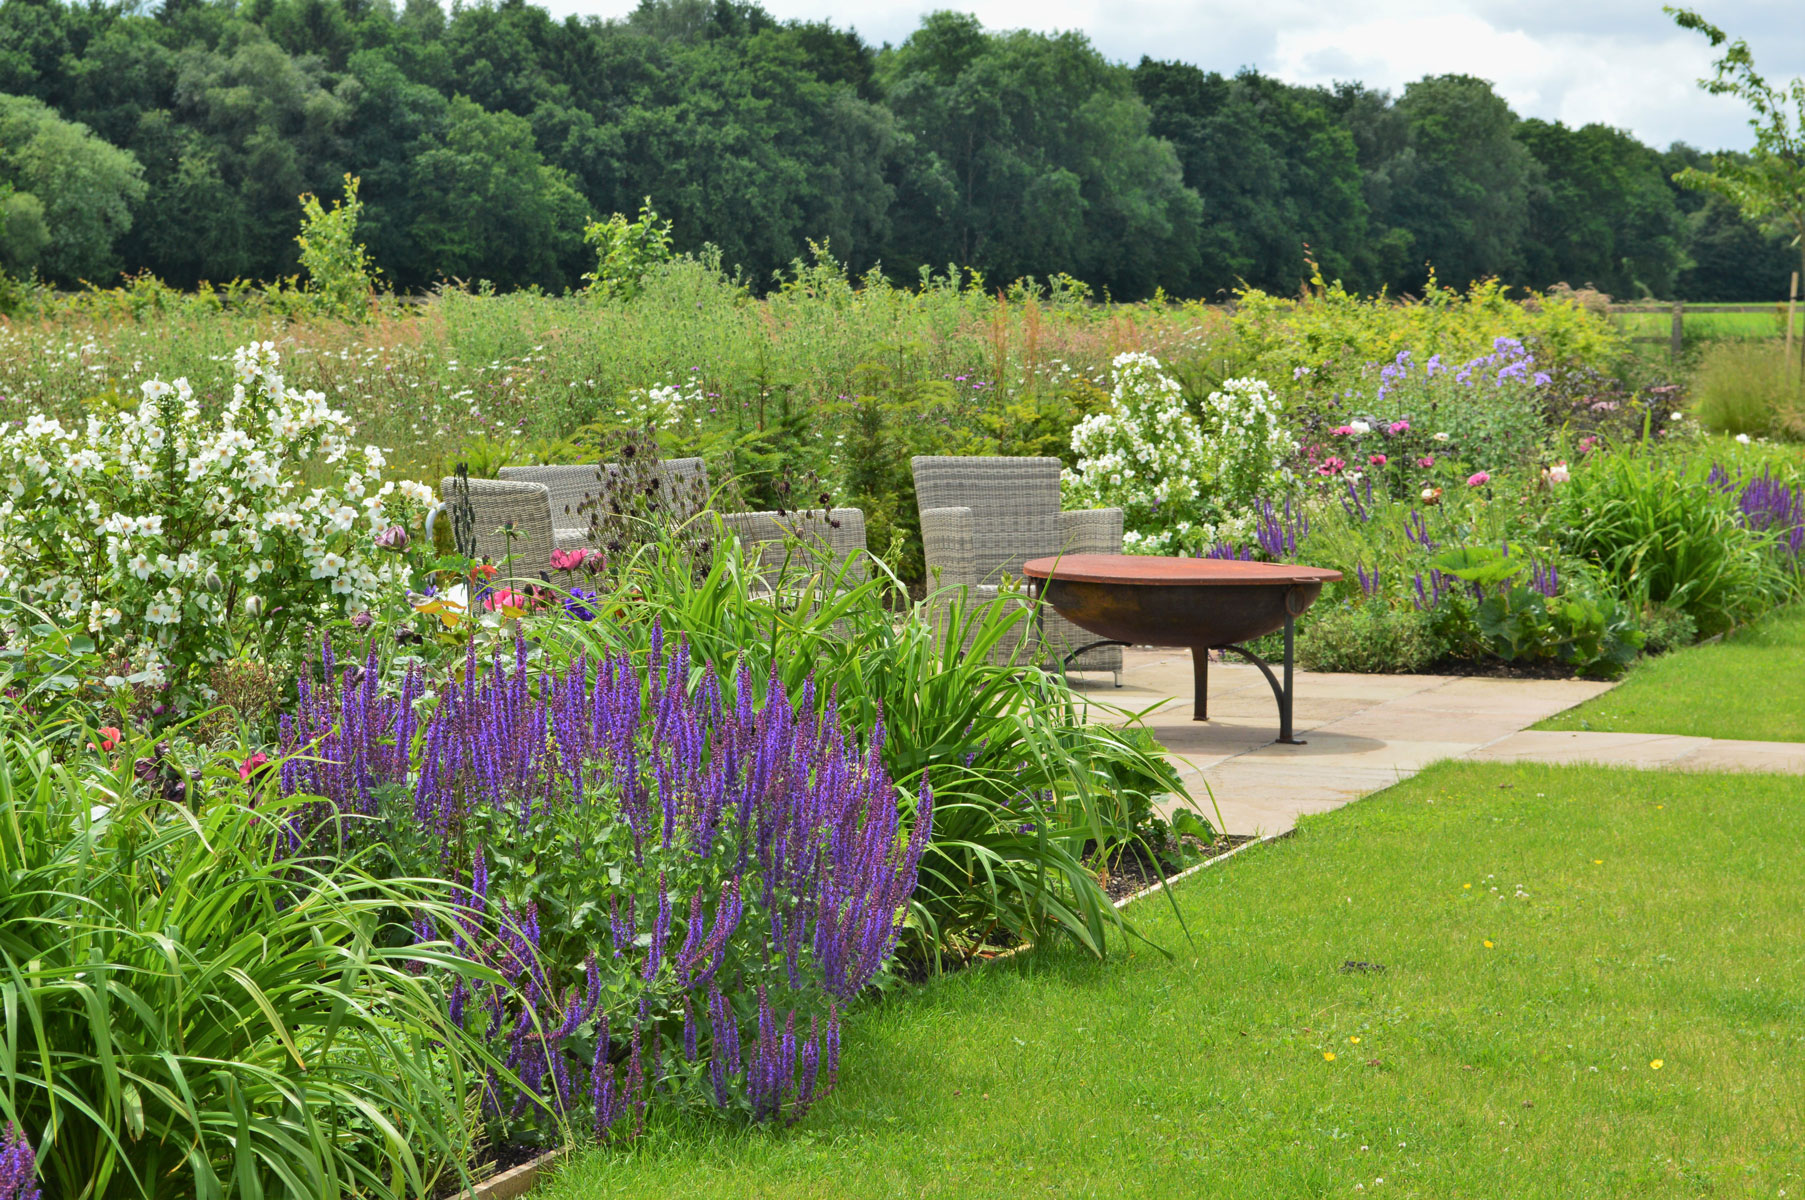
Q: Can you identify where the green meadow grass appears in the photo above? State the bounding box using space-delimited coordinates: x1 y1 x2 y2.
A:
1538 604 1805 742
541 760 1805 1199
1616 305 1803 343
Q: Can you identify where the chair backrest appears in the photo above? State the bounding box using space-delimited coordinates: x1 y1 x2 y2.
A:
498 457 710 532
720 508 869 582
496 464 603 528
911 456 1062 583
438 477 553 582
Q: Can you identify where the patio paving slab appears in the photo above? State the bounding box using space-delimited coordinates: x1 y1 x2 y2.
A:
1104 646 1803 838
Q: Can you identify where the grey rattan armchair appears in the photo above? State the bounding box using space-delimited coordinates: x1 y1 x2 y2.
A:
499 457 710 546
426 477 556 584
912 455 1124 680
718 507 870 587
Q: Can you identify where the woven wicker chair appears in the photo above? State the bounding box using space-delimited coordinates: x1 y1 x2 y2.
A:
911 455 1124 681
426 477 557 583
718 507 870 588
499 458 710 545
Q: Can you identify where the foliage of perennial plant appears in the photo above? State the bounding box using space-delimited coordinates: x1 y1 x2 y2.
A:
0 342 428 711
280 631 929 1144
1065 353 1292 554
0 727 492 1200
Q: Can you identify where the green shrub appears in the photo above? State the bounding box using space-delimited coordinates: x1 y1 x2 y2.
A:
1637 602 1699 654
1553 453 1788 636
581 198 675 301
1232 272 1628 407
1297 601 1443 673
295 175 380 321
0 731 496 1199
1689 339 1804 439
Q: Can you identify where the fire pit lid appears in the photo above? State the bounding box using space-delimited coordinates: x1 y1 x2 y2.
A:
1022 554 1343 587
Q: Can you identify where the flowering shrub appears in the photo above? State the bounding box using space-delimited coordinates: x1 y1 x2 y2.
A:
0 342 429 710
280 631 930 1142
1065 353 1292 554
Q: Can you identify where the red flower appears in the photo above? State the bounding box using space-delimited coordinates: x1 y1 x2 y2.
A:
1368 454 1387 466
1315 457 1347 477
239 751 270 781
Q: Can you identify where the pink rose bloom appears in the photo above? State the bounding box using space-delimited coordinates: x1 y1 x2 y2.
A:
1417 455 1435 468
1331 425 1356 436
1316 457 1347 476
1578 435 1599 454
1467 471 1491 487
550 547 590 571
1387 420 1410 435
1368 454 1387 466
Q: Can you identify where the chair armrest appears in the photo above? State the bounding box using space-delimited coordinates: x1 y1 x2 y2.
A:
552 528 589 551
1060 507 1124 556
919 506 976 590
424 502 447 554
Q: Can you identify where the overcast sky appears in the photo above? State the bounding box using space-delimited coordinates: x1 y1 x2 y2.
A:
535 0 1805 151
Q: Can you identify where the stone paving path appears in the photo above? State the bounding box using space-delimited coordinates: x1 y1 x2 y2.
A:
1072 648 1805 837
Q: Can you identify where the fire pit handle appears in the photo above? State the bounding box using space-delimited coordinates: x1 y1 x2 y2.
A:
1285 585 1311 617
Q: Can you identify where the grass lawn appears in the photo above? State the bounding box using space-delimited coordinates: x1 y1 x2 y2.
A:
1537 605 1805 743
540 760 1805 1199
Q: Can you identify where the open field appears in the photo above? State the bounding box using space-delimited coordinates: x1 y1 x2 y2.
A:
1537 605 1805 742
1614 303 1804 347
540 760 1805 1200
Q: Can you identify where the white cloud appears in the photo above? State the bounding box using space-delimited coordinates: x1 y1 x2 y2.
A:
543 0 1802 150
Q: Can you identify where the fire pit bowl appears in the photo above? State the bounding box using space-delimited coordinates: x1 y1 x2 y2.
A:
1022 554 1343 744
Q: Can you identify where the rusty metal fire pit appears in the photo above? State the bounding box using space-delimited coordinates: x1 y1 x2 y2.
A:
1022 555 1343 745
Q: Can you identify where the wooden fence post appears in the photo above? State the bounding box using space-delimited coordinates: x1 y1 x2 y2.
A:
1670 301 1684 363
1789 271 1799 382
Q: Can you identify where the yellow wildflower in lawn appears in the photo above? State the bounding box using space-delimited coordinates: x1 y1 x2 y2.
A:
1349 1036 1361 1044
1650 1059 1664 1070
1324 1052 1337 1062
1484 940 1494 949
1463 883 1472 889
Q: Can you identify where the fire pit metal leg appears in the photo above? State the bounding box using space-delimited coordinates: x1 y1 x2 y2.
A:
1217 614 1304 745
1193 648 1208 721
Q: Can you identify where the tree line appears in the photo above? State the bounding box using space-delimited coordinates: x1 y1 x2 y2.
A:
0 0 1794 300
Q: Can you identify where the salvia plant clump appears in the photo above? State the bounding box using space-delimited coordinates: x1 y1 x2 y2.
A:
0 1124 37 1200
280 627 930 1141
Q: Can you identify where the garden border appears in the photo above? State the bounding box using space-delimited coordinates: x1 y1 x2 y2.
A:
459 1146 569 1200
452 832 1287 1199
1114 831 1290 911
